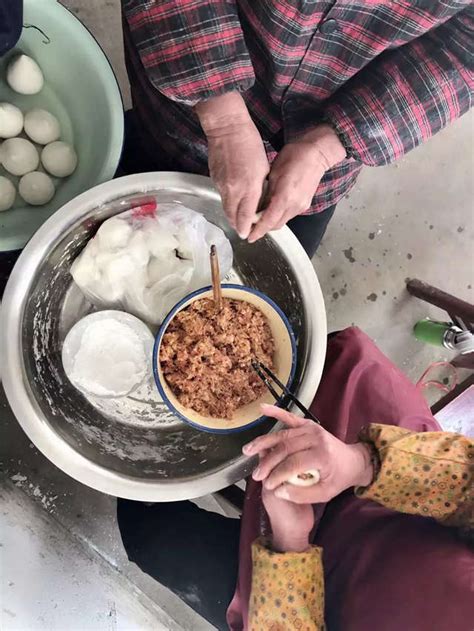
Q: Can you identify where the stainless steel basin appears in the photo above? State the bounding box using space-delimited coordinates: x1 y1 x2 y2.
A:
1 173 327 501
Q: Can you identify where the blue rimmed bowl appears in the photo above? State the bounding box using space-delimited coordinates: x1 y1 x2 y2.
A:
153 284 297 434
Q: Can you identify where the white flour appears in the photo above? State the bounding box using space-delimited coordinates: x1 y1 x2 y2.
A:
68 319 148 398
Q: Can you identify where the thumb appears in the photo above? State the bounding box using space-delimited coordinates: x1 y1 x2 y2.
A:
274 483 325 504
261 404 308 428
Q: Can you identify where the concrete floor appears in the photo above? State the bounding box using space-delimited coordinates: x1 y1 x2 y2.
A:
317 115 473 398
1 483 174 631
1 1 473 629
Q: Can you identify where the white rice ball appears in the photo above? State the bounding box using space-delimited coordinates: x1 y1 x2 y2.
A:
19 171 55 206
7 54 44 95
0 102 24 138
24 108 60 145
41 141 77 177
0 176 16 211
1 137 39 176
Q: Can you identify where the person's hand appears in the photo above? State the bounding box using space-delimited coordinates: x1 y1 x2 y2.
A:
248 124 346 243
262 486 314 552
243 405 373 504
195 92 269 239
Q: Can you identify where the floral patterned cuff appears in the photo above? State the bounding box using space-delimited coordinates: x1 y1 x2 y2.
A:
248 538 325 630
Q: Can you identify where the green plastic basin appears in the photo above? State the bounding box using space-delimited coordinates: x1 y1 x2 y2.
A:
0 0 124 251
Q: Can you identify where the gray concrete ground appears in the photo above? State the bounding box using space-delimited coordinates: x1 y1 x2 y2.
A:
1 482 174 631
1 1 473 630
317 113 473 400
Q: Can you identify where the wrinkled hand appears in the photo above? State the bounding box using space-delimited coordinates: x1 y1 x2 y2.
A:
262 486 314 552
243 405 373 504
248 124 346 243
195 92 269 238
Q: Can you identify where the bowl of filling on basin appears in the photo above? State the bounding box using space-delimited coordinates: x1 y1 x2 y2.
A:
154 284 297 433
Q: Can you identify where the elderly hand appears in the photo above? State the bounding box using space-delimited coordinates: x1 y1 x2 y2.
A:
243 405 373 504
195 92 269 239
262 486 314 552
247 124 346 243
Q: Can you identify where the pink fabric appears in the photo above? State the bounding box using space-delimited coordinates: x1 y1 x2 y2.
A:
227 327 474 630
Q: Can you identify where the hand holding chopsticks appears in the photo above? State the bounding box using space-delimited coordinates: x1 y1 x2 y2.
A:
251 360 321 486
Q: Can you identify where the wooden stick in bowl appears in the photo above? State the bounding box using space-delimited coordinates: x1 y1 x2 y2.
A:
210 245 223 311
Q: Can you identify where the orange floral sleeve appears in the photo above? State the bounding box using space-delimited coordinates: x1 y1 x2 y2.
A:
248 539 325 631
248 427 472 629
357 424 474 528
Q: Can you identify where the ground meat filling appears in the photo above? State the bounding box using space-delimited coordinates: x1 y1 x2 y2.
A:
160 298 275 419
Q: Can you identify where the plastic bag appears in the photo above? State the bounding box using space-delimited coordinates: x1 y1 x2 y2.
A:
71 203 233 325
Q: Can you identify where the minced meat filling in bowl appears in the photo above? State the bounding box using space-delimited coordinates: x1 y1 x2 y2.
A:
159 298 275 419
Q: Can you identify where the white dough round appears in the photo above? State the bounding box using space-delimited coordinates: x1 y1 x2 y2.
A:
0 102 24 138
19 171 55 206
287 469 320 487
62 311 154 398
7 54 44 95
41 141 77 177
24 108 60 145
0 176 16 211
1 137 39 176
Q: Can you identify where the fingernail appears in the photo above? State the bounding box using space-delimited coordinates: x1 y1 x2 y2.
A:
253 466 261 479
275 486 289 500
242 443 253 455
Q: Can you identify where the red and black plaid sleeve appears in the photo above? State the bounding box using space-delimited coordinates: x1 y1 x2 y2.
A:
122 0 255 106
324 6 474 166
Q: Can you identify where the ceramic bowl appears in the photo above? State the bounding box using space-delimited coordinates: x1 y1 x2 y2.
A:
153 284 296 433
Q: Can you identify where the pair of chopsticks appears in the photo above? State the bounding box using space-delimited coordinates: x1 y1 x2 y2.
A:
252 359 322 487
252 359 321 425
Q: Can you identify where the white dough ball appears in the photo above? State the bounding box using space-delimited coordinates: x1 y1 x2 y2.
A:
0 176 16 211
145 225 179 258
128 230 150 266
0 102 24 138
19 171 55 206
24 108 60 145
97 217 132 250
7 54 44 95
41 141 77 177
70 249 100 288
1 137 39 176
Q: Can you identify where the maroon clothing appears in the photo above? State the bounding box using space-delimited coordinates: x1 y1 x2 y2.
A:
122 1 473 214
117 328 473 630
228 327 473 630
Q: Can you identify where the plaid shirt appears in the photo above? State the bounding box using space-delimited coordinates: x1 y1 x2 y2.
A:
122 1 473 214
